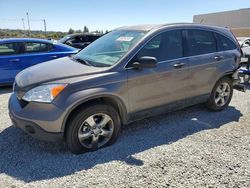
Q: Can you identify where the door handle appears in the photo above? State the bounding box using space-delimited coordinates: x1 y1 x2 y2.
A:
9 59 20 62
50 55 57 58
214 56 222 61
173 62 185 68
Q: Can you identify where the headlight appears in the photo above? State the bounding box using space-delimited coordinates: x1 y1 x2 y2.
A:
22 84 67 103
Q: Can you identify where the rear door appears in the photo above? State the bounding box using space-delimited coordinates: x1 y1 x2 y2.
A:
20 42 57 68
127 30 189 114
184 29 219 98
215 33 239 67
0 42 25 83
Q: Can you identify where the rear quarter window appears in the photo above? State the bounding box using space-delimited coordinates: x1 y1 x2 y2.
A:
25 42 52 53
187 30 217 56
216 33 237 51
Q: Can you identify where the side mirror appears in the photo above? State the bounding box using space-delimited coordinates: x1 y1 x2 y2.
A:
132 56 157 70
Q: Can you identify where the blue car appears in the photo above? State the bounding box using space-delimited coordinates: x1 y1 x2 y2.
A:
0 38 78 85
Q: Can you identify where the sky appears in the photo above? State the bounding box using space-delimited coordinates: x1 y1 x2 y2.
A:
0 0 250 32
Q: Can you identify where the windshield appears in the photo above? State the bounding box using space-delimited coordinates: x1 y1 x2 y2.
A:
74 30 146 67
59 36 71 43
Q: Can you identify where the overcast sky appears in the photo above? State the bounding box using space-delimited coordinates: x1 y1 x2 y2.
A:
0 0 250 32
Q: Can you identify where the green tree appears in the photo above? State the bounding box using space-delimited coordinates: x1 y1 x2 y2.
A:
75 29 82 33
83 26 89 33
68 28 74 34
52 33 59 39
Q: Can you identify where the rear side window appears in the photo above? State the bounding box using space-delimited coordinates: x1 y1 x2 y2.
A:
136 30 183 62
77 36 86 43
216 33 237 51
66 36 86 44
86 35 100 42
85 36 93 42
0 43 24 56
187 30 217 56
25 42 52 53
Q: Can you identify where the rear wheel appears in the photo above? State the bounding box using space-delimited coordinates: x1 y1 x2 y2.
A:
66 104 121 154
206 77 233 111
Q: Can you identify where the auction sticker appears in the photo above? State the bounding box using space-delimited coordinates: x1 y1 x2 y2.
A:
116 36 134 42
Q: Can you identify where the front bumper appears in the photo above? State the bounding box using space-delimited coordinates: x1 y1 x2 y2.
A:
8 93 64 142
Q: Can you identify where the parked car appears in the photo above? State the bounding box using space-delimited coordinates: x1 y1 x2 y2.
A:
9 23 244 154
59 33 102 49
237 37 250 63
237 37 250 48
0 38 78 85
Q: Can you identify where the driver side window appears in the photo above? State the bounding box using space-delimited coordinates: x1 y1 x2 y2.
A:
132 30 183 64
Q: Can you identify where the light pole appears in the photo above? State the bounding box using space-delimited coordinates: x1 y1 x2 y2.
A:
26 12 31 36
42 19 47 38
21 18 26 36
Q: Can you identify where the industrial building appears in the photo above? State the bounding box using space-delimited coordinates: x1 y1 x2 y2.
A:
193 8 250 37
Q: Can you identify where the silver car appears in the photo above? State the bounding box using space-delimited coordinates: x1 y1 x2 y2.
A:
237 37 250 63
9 23 244 154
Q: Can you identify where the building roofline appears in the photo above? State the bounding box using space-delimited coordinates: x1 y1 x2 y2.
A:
194 8 250 17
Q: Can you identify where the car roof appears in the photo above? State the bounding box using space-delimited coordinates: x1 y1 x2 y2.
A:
0 38 78 51
0 38 54 44
64 33 103 37
117 23 230 32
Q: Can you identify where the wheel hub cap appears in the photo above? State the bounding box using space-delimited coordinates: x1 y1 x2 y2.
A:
214 82 231 107
78 113 114 149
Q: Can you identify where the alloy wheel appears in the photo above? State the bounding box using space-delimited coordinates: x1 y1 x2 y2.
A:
214 82 231 107
78 113 114 149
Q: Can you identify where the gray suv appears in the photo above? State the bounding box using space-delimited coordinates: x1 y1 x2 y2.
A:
9 23 244 154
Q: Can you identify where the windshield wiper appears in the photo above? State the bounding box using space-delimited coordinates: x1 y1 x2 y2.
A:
71 56 110 67
72 56 92 66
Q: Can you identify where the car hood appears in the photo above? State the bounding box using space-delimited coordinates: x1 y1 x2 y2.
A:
15 57 106 88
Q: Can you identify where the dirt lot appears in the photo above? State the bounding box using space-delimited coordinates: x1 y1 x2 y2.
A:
0 85 250 188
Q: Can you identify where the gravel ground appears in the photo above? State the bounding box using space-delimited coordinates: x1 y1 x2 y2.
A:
0 85 250 188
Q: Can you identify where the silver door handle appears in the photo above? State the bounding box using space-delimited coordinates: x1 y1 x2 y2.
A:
173 62 185 68
9 59 20 62
214 56 222 61
50 55 57 58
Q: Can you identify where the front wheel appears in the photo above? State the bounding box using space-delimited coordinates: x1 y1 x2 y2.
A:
206 77 233 111
66 104 121 154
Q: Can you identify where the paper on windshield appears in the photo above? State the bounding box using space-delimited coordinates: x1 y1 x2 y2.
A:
116 36 134 42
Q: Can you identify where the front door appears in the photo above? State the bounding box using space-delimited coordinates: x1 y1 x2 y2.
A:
127 30 189 114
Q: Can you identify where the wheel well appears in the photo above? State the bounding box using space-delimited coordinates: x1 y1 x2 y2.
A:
215 72 234 85
223 72 234 79
63 97 127 136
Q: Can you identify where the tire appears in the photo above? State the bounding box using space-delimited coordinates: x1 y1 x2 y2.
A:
66 103 121 154
205 77 233 111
